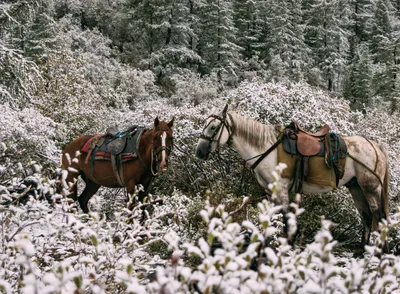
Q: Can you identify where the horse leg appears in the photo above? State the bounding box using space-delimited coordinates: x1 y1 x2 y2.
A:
125 180 137 210
125 180 148 224
346 179 372 256
61 151 82 201
126 178 155 223
137 176 155 203
77 177 100 213
359 185 388 254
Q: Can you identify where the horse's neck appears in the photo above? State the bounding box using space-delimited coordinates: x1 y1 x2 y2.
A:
229 112 279 159
139 130 153 159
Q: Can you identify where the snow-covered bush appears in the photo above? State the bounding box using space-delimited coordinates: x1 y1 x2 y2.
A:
0 169 195 293
0 105 62 183
143 167 400 294
170 71 219 107
1 163 400 293
0 44 42 109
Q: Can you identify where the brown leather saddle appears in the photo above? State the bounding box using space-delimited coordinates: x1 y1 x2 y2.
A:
282 120 347 193
291 121 330 156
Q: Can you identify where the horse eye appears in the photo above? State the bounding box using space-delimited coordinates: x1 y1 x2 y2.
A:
210 125 216 130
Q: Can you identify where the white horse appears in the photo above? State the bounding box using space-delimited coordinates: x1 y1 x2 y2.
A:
196 105 390 253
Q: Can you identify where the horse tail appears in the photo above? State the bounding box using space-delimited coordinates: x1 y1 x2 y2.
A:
379 144 390 222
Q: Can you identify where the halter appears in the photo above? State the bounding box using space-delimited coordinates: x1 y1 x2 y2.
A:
200 112 233 154
150 135 172 176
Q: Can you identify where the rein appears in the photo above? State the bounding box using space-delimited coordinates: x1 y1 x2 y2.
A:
238 137 282 195
151 145 172 176
249 138 282 170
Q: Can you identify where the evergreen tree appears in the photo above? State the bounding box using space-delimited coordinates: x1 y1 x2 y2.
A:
371 0 393 61
350 0 376 43
370 0 397 109
197 0 242 85
347 0 375 71
123 0 201 86
344 43 373 108
24 1 58 63
267 0 311 81
143 1 201 74
0 0 57 57
389 0 400 16
304 0 350 92
233 0 262 59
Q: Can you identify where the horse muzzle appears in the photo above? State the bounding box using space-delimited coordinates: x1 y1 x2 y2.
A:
158 159 168 172
155 146 171 173
196 141 210 160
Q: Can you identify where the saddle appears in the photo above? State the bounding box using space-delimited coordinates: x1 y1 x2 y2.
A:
282 120 347 193
81 125 142 186
84 125 139 159
290 121 330 156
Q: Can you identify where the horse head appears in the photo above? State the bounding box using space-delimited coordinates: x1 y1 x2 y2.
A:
151 117 174 172
196 104 232 160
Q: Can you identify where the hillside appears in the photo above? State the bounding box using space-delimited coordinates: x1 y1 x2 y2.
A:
1 0 400 292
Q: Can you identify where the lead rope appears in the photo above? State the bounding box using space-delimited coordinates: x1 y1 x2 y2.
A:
150 147 158 177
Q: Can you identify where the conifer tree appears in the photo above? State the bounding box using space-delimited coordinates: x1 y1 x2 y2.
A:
233 0 262 59
197 0 242 85
389 0 400 15
123 0 201 85
344 43 373 108
0 0 57 57
370 0 397 109
351 0 376 43
304 0 350 91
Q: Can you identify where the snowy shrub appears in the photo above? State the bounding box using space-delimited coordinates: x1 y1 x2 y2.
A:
0 105 62 178
32 50 115 141
0 171 195 293
171 71 219 106
0 44 42 109
55 21 159 105
1 164 399 293
126 167 400 293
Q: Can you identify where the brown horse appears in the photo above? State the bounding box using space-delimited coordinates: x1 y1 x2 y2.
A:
60 117 174 213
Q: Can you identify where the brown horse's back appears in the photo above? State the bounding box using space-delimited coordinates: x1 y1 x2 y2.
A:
62 134 145 189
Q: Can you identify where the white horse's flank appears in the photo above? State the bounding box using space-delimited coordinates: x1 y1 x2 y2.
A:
196 106 389 252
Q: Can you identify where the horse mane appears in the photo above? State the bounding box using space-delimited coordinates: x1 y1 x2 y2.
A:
228 112 278 151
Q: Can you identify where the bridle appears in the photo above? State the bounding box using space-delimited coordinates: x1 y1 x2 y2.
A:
150 132 173 176
200 112 233 154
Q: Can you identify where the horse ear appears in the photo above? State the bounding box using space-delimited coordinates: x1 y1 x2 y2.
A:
154 117 160 127
167 117 175 128
223 104 229 114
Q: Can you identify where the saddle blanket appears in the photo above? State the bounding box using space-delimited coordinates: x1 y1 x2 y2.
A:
81 129 142 161
278 133 347 189
278 144 347 188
